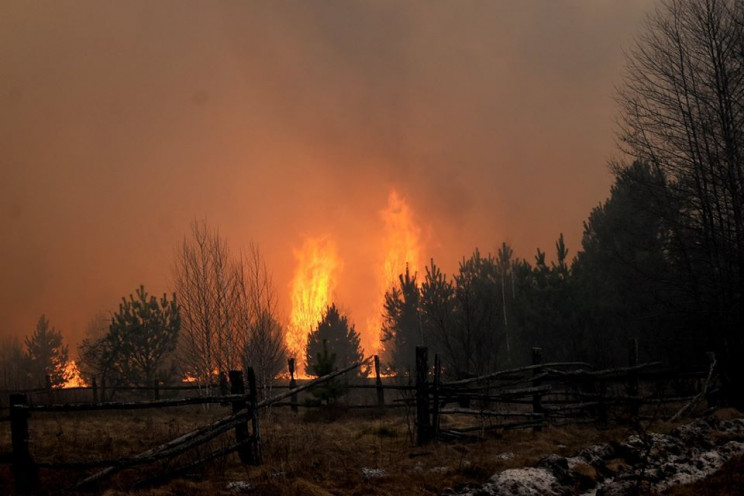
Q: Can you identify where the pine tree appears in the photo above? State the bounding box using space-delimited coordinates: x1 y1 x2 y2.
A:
107 285 181 386
25 315 70 388
305 303 363 376
380 265 421 375
308 339 345 405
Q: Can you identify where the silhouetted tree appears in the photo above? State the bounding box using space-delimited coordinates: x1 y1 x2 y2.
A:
308 340 346 405
380 265 422 375
420 259 457 374
305 304 363 375
573 162 679 365
451 250 502 377
78 311 113 386
107 285 181 387
237 245 286 397
616 0 744 403
0 336 28 389
175 220 242 384
25 315 70 388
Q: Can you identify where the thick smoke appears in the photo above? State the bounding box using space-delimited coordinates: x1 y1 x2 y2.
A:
0 1 653 345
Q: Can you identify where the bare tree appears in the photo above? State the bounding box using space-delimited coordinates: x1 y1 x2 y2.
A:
174 220 242 384
78 311 113 385
237 244 287 399
617 0 744 404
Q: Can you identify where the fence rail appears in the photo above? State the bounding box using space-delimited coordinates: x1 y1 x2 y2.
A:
0 343 717 493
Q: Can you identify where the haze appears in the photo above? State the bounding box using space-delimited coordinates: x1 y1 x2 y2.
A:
1 1 654 350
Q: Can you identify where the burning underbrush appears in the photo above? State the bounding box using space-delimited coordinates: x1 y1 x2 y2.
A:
0 407 742 495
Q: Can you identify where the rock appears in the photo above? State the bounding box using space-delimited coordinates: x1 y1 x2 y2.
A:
226 481 253 493
361 467 387 479
571 462 600 491
596 479 647 496
537 454 571 485
488 467 563 496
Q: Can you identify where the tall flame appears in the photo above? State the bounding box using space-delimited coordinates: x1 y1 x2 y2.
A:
62 360 87 388
367 190 422 355
287 236 340 374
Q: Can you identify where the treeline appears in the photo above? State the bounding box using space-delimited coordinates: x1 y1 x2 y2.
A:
382 0 744 408
379 162 689 379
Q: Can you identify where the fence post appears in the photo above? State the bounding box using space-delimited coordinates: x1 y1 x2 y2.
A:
628 338 639 418
415 346 432 445
245 367 262 465
532 347 544 431
152 379 160 400
288 358 298 413
432 354 441 439
374 355 385 408
45 374 53 404
10 393 36 495
101 376 107 402
704 351 717 408
92 377 99 403
229 370 250 464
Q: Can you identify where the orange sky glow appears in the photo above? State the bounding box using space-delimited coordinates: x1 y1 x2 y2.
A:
0 1 657 354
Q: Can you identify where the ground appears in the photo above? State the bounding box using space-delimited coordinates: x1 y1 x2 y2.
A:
0 405 742 495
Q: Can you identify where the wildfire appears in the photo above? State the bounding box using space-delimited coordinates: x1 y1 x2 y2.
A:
287 236 340 374
367 190 422 355
61 360 87 388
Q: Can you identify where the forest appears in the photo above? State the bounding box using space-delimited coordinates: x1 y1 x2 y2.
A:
1 0 743 413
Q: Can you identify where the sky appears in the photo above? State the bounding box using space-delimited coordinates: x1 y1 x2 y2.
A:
1 1 656 351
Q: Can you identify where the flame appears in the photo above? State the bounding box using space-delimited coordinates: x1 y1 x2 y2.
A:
367 190 422 355
61 360 87 388
287 236 340 374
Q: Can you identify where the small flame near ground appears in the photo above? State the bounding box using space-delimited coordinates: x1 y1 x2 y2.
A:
287 236 340 375
366 190 422 357
62 360 87 388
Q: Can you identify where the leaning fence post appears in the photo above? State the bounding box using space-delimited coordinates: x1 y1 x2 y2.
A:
532 347 544 431
288 358 298 413
704 351 717 408
628 338 639 418
245 367 262 465
374 355 385 408
415 346 432 445
10 393 36 495
229 370 250 464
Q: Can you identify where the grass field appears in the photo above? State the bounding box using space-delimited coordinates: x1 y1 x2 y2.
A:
0 404 741 495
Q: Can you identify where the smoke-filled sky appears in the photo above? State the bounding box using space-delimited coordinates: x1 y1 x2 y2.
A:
1 1 655 350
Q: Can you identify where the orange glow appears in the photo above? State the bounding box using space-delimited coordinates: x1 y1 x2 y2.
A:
366 190 422 355
287 237 340 374
61 360 87 388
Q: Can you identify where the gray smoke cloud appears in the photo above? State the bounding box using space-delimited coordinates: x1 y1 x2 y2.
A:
0 1 654 347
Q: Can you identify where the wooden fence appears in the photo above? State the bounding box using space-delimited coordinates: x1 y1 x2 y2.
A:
410 340 717 445
0 341 716 493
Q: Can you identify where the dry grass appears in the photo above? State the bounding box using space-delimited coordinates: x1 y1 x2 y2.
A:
0 403 662 495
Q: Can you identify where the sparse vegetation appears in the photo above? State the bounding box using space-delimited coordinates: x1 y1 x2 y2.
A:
2 405 740 495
